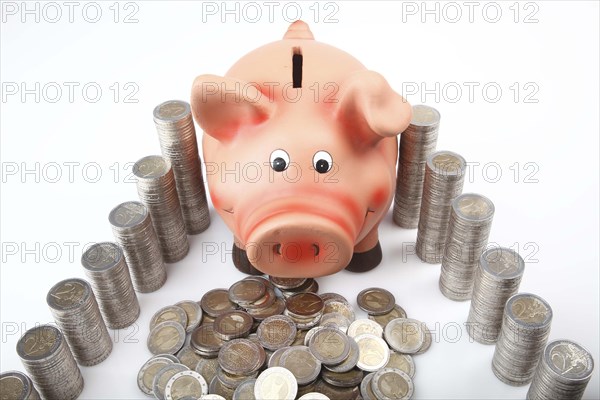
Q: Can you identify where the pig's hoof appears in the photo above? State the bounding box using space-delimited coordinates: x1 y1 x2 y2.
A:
345 242 382 273
232 243 263 276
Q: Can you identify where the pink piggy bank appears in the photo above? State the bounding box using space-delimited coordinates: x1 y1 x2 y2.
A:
191 21 412 278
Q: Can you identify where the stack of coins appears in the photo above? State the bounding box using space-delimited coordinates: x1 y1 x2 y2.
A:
284 293 324 329
269 276 319 298
228 277 282 321
467 247 525 344
416 151 467 263
527 340 595 400
153 100 210 234
81 242 140 329
133 155 189 263
492 293 553 385
393 105 440 228
439 193 495 300
46 278 113 366
109 201 167 293
0 371 40 399
16 325 84 400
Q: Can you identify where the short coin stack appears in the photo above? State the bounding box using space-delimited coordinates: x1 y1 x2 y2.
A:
109 201 166 293
439 193 495 300
527 340 595 400
0 371 40 399
153 100 210 235
81 242 140 329
46 278 113 366
393 104 440 228
416 151 466 263
137 282 429 399
492 293 553 385
16 325 84 400
466 247 525 344
133 155 189 263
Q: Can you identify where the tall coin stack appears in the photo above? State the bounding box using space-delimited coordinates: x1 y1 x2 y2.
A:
81 242 140 329
416 151 466 263
154 100 210 234
393 105 440 228
527 340 595 400
109 201 167 293
439 193 494 300
466 247 525 344
492 293 553 386
16 325 84 400
133 155 189 263
0 371 41 399
46 278 113 366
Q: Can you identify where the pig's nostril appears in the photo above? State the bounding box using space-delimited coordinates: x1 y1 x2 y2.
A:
313 244 320 256
274 243 282 256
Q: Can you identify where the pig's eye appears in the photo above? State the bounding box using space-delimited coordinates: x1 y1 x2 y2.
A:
313 151 333 174
270 149 289 172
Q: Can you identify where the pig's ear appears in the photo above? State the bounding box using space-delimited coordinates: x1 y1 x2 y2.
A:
335 70 412 145
191 74 274 142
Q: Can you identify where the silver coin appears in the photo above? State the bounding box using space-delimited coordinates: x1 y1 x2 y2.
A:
357 288 395 316
153 363 189 400
279 346 321 386
368 305 408 328
137 355 176 396
360 372 378 400
323 336 359 373
347 319 383 338
257 315 297 351
354 334 390 372
386 352 415 378
148 321 186 355
308 327 351 366
233 378 257 400
384 318 425 355
175 346 204 370
371 367 414 400
254 367 298 400
195 358 220 385
174 301 203 333
0 371 40 400
164 370 208 399
297 393 330 400
218 339 265 376
319 312 351 333
150 305 188 331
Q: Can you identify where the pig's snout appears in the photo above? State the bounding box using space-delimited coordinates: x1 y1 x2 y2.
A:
244 213 355 278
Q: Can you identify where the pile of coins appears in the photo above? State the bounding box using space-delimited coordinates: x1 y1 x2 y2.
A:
0 370 40 399
133 155 189 263
138 281 428 399
416 150 466 263
153 100 210 235
492 293 553 386
81 242 140 329
439 193 495 301
466 247 525 344
527 340 594 400
393 104 440 228
16 325 84 400
46 278 113 367
109 201 167 293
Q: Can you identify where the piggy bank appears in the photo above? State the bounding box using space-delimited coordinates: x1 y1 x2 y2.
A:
191 21 412 278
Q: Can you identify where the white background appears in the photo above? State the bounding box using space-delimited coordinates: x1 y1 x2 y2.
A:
1 1 598 399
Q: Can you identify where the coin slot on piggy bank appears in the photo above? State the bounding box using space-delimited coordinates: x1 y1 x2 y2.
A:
191 20 412 278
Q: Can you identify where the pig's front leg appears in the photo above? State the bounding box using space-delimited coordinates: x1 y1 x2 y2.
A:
345 227 382 273
232 237 262 276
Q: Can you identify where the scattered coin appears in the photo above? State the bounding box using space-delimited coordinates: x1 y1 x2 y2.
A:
201 289 238 318
347 319 383 338
254 367 298 400
0 371 40 400
137 355 178 395
308 327 351 366
213 310 253 340
323 336 359 373
368 305 408 328
190 324 225 358
164 370 208 399
218 339 265 376
386 352 415 378
148 321 186 355
153 363 188 400
150 305 188 331
321 368 363 388
195 358 220 385
286 293 324 319
175 300 203 333
279 346 321 386
371 367 414 400
357 288 395 316
232 378 256 400
257 315 297 351
354 334 390 372
384 318 425 355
